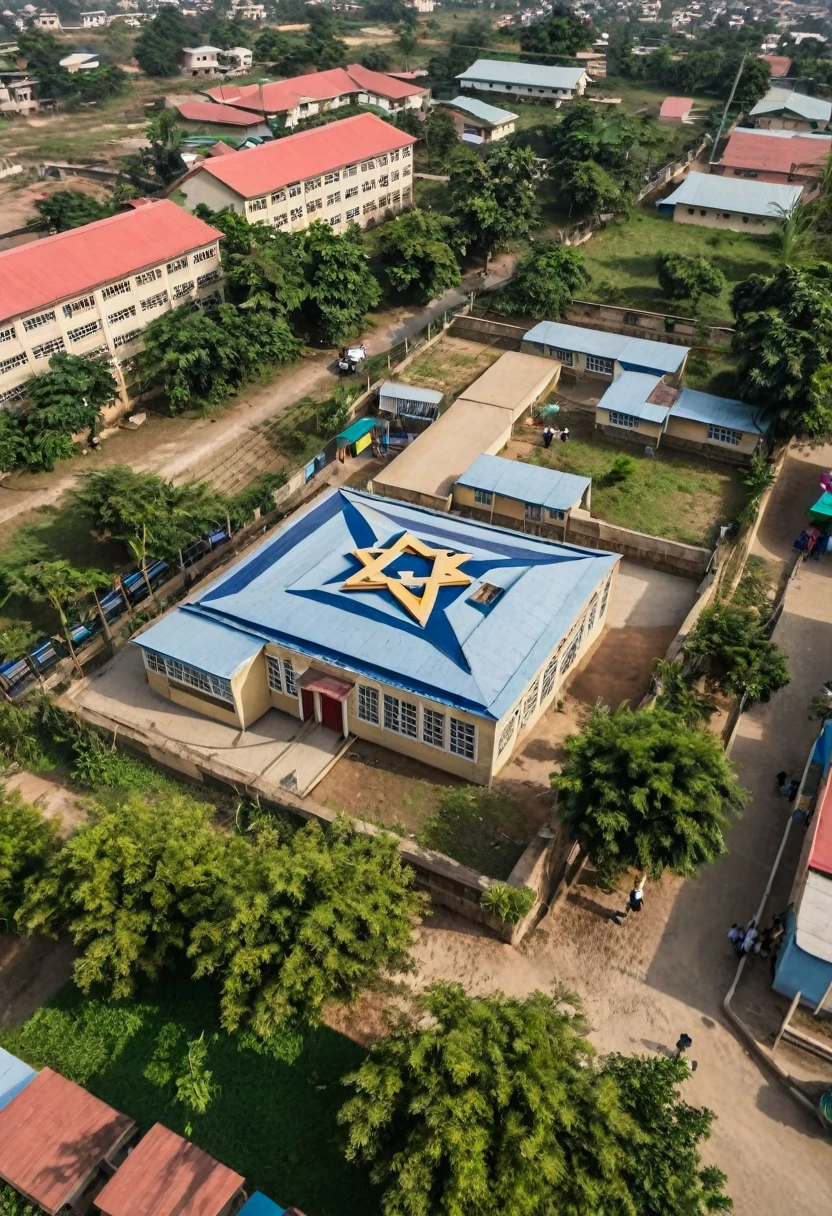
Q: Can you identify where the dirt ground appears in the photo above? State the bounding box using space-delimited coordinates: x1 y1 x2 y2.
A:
0 176 115 234
395 335 503 400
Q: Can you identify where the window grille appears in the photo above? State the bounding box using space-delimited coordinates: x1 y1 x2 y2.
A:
449 718 476 760
101 280 131 300
358 684 379 724
383 694 417 737
422 708 444 748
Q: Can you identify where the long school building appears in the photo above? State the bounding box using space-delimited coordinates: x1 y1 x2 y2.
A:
0 201 224 409
132 488 619 784
178 112 416 231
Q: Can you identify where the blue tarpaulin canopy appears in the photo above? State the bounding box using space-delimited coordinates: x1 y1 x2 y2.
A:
238 1193 285 1216
809 492 832 522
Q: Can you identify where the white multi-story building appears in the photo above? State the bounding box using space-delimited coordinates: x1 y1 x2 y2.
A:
33 11 60 29
181 44 253 77
456 59 588 105
81 10 107 26
231 2 266 18
0 201 223 410
179 112 417 233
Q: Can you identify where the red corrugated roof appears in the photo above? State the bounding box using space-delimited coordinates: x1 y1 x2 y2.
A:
197 112 416 199
95 1123 244 1216
720 128 831 175
207 140 236 157
0 200 222 325
760 54 792 78
177 100 265 127
0 1068 135 1215
810 764 832 877
205 63 424 115
659 96 693 118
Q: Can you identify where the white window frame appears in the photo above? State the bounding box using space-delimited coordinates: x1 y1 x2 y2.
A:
0 326 16 344
383 693 417 738
497 717 515 754
167 257 188 274
68 320 101 342
135 268 163 286
358 684 379 724
0 351 28 374
586 354 614 376
541 653 559 702
283 658 296 696
521 682 539 725
32 337 65 360
192 248 215 264
143 649 233 703
266 655 282 692
608 410 639 429
525 503 542 521
173 281 195 300
113 329 141 349
422 708 445 749
141 292 168 313
107 305 137 326
707 424 742 446
552 348 573 365
101 280 131 301
346 207 360 220
449 717 476 761
474 488 492 506
22 309 56 332
248 197 268 212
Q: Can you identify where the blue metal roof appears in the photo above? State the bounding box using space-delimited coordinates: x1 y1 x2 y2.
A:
457 454 590 511
671 387 769 434
442 95 518 125
751 87 832 123
336 417 376 446
379 381 444 404
0 1048 37 1114
138 489 618 721
132 609 264 677
238 1193 285 1216
457 58 586 91
596 371 672 424
524 321 689 376
660 173 803 218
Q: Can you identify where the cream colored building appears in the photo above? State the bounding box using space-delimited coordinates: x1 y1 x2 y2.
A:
658 172 804 233
179 112 416 233
0 201 223 409
133 487 619 784
33 11 60 28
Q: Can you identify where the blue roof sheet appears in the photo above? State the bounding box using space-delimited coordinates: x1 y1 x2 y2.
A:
239 1194 285 1216
138 488 617 721
0 1048 37 1114
457 454 590 511
336 417 377 445
443 95 518 125
524 321 689 376
457 58 585 91
596 371 672 424
379 381 444 404
750 87 832 122
671 387 768 434
132 609 264 677
660 173 803 218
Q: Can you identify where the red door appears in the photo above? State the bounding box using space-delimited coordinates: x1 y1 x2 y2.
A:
320 694 343 735
301 689 315 721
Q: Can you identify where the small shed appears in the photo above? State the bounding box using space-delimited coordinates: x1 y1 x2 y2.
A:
659 96 693 124
95 1123 245 1216
378 380 444 421
0 1047 36 1113
0 1067 136 1215
336 417 377 457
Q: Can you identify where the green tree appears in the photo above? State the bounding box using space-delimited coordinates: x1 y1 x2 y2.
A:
190 818 421 1040
0 622 38 662
686 605 791 703
304 7 347 70
0 411 27 473
449 143 541 268
494 240 589 319
520 6 594 59
553 703 746 881
424 107 458 169
175 1032 219 1136
222 231 309 315
18 792 230 998
35 190 115 232
0 1184 39 1216
379 209 462 303
393 108 423 138
301 222 381 345
24 353 117 462
653 658 716 727
145 107 183 150
732 55 771 112
397 25 419 67
254 28 289 62
361 47 392 72
657 252 727 306
566 159 623 219
7 561 110 675
0 703 47 770
731 263 832 437
135 9 189 76
0 789 59 927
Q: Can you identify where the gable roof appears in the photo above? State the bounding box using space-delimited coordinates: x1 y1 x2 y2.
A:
595 370 674 424
523 320 689 376
456 58 586 91
760 54 792 77
439 95 517 125
659 96 693 118
670 386 768 434
176 100 265 127
720 127 831 175
204 63 424 115
132 488 618 722
0 201 222 325
457 454 590 511
191 112 416 200
0 1048 36 1114
750 87 832 123
660 172 803 217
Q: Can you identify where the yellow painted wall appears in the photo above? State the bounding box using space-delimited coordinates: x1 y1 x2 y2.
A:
671 204 782 234
664 414 760 456
596 407 664 442
452 483 572 527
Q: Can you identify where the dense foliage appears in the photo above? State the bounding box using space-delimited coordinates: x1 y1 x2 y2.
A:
686 605 791 703
519 6 595 59
653 658 716 727
657 252 727 306
134 8 189 76
449 143 540 263
339 983 731 1216
547 101 660 219
553 703 746 881
35 190 115 232
379 209 462 302
0 789 59 927
494 240 589 319
301 221 381 344
18 30 126 102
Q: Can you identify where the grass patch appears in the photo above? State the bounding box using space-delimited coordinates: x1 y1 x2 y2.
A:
580 207 777 325
732 554 777 614
0 977 376 1216
526 435 744 546
418 785 528 878
401 340 501 399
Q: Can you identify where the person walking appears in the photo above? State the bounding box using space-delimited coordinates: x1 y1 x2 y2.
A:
560 426 570 443
613 877 645 924
786 778 800 803
543 426 553 449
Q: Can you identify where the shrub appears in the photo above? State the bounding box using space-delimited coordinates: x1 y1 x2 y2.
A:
481 882 536 924
686 605 790 703
607 454 636 484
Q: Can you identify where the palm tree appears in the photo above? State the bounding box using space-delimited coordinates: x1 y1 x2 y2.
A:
9 561 110 676
768 204 816 266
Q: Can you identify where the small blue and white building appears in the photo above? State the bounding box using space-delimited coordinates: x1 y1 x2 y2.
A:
522 320 690 382
453 453 591 538
657 172 803 233
750 87 832 132
132 488 618 782
456 58 588 105
437 95 517 143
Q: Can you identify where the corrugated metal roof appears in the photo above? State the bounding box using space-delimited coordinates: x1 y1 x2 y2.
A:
750 87 832 122
759 54 793 77
379 380 444 404
177 100 264 126
0 1068 135 1215
336 417 376 446
731 126 832 141
204 63 424 114
133 609 264 677
810 759 832 877
0 201 222 325
441 95 518 125
671 387 768 434
523 321 689 376
147 488 618 721
0 1048 36 1114
239 1194 286 1216
795 869 832 963
719 127 830 174
457 454 590 511
457 58 586 90
95 1123 244 1216
660 172 803 217
596 371 672 424
659 96 693 117
195 112 416 200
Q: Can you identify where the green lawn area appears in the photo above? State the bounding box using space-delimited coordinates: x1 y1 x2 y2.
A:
525 428 745 546
579 207 778 325
1 977 378 1216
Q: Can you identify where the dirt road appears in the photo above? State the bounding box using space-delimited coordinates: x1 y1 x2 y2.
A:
409 441 832 1216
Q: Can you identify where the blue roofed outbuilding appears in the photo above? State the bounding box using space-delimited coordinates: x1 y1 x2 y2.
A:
0 1047 37 1114
522 321 689 379
456 454 591 513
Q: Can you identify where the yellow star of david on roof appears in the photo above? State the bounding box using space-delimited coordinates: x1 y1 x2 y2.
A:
341 531 473 626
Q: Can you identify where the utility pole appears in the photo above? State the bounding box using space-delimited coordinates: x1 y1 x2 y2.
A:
710 52 747 164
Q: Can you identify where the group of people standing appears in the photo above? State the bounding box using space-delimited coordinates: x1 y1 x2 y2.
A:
542 425 569 449
727 914 785 964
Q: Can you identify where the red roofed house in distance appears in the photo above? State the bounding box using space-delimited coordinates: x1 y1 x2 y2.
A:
0 200 223 411
178 112 417 232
